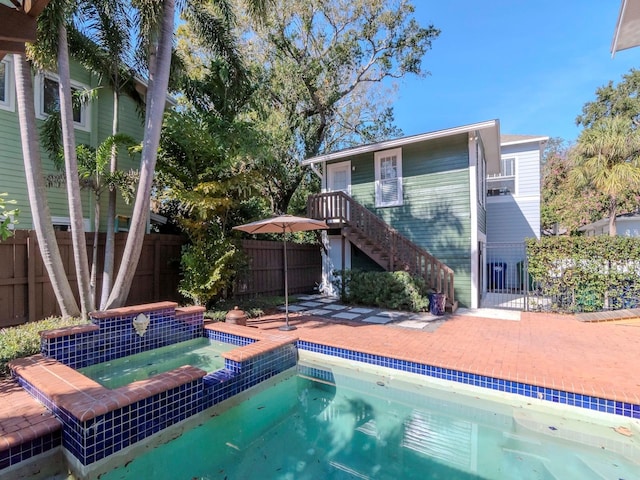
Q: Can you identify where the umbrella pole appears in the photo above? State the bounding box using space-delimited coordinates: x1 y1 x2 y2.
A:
279 233 296 331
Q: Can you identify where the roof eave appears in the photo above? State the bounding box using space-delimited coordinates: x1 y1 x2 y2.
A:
301 119 500 166
611 0 640 55
500 136 550 147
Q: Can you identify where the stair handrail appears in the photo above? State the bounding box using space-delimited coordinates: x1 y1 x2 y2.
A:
307 191 455 304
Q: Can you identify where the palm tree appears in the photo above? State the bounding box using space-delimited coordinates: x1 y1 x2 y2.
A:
571 116 640 236
26 0 94 317
76 135 138 306
69 0 143 309
104 0 176 308
13 52 80 318
105 0 266 308
57 13 93 317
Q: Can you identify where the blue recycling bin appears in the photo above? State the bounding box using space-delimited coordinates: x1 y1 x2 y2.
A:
488 262 506 290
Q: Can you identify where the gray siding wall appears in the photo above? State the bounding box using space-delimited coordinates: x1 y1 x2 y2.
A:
488 142 541 242
346 134 473 307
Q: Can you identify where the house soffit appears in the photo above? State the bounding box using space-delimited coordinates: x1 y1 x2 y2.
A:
612 0 640 55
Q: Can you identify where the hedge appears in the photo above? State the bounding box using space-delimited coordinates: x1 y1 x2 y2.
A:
526 236 640 313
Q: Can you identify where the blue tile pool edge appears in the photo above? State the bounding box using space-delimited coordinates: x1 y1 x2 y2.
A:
296 340 640 420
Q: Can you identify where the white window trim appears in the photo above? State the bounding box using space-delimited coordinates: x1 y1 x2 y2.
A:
487 155 517 196
0 56 15 112
374 147 403 208
51 216 92 232
34 71 91 132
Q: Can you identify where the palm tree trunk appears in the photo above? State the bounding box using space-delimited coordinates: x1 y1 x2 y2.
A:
90 191 100 306
99 89 119 309
58 23 93 317
608 197 617 236
13 53 80 318
105 0 175 308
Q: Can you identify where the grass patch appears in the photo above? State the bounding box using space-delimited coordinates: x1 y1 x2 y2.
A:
1 317 87 378
206 296 292 322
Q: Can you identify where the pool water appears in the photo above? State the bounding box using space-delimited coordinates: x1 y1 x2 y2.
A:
98 354 639 479
79 338 236 389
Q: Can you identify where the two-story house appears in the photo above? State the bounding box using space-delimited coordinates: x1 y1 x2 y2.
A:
304 120 501 310
304 124 547 311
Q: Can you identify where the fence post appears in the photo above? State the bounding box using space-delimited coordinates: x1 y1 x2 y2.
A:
153 236 161 301
27 231 36 322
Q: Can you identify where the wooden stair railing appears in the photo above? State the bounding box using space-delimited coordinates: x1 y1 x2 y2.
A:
307 191 456 309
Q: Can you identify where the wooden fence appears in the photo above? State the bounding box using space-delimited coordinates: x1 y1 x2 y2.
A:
235 239 322 298
0 230 184 327
0 233 322 327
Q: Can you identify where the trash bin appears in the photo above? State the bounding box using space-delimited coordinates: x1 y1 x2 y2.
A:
488 262 506 290
429 292 446 316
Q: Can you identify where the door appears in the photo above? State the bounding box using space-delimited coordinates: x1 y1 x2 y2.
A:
327 161 351 194
325 161 351 222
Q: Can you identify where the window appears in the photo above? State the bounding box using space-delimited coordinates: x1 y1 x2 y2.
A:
487 156 516 196
51 216 92 232
36 72 90 130
115 215 131 232
0 57 14 111
374 148 403 207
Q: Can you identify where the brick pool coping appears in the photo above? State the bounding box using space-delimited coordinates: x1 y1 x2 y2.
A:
0 379 61 456
9 356 206 422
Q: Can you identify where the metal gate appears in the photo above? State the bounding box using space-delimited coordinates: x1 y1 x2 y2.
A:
483 242 528 310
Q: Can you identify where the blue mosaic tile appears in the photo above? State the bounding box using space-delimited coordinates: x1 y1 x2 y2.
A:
42 307 205 369
296 340 640 421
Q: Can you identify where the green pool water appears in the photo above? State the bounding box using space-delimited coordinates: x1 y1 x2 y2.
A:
79 338 236 389
98 354 640 480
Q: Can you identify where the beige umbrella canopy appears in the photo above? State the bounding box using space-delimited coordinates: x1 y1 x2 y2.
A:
233 215 329 330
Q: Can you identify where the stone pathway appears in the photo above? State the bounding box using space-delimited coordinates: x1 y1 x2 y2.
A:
280 294 445 330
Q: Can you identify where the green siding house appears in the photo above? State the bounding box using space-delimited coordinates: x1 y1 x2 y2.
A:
303 120 501 309
0 54 145 232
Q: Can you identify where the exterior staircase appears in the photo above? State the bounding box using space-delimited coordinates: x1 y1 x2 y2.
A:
307 191 457 311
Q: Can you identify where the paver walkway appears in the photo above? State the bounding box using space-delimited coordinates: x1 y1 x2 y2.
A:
284 294 436 325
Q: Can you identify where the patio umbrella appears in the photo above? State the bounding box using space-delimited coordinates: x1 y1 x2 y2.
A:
233 215 329 330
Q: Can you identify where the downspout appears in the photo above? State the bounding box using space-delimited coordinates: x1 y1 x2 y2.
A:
309 162 322 180
468 131 480 309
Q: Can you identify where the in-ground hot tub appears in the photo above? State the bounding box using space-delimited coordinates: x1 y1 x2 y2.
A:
79 338 237 389
8 302 298 476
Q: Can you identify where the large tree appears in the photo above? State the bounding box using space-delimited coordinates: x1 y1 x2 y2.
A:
231 0 439 213
576 68 640 129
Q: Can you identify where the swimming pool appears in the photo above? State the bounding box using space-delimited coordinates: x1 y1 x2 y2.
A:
97 353 639 480
79 338 237 389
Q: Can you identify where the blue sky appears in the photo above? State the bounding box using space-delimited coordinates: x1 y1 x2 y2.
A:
391 1 640 143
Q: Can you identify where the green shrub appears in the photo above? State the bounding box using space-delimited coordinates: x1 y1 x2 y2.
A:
0 317 87 377
336 270 430 312
527 236 640 313
179 238 243 307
